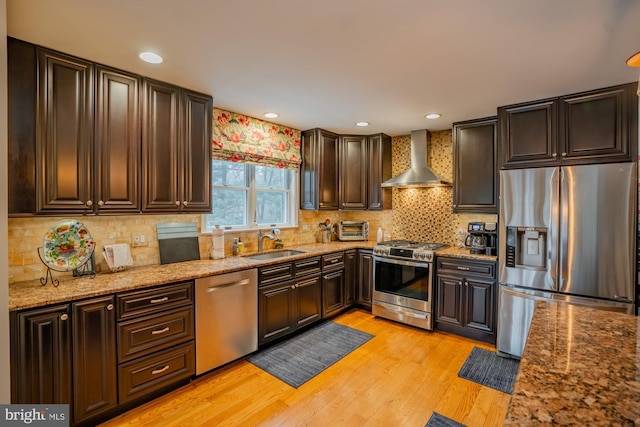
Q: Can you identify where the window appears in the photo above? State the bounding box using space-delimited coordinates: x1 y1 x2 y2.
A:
203 160 298 232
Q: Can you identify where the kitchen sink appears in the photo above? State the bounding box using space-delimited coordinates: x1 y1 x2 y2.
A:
243 250 306 260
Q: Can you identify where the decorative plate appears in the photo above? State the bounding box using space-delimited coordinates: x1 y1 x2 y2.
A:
42 220 95 271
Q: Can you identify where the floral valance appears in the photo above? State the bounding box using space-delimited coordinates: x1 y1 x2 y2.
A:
212 108 301 170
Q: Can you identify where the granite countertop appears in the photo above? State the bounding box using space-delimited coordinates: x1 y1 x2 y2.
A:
436 246 498 262
8 241 375 312
505 301 640 426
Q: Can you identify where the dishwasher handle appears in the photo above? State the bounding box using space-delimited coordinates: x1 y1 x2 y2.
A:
207 278 251 292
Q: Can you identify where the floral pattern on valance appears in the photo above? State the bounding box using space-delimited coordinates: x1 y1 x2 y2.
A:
212 108 301 170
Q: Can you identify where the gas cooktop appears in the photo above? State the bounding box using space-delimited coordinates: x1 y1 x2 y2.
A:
373 240 449 262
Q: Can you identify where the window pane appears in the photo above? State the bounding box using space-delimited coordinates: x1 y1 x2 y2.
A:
256 191 286 224
211 188 247 226
212 160 247 187
255 165 286 189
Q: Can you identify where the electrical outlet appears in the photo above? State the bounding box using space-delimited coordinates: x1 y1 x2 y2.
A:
302 223 309 231
132 233 148 247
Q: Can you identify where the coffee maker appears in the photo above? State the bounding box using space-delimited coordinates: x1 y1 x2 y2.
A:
465 222 497 256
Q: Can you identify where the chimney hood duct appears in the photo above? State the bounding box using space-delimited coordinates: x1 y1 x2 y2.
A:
381 129 452 188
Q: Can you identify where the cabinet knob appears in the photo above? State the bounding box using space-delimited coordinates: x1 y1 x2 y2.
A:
458 281 463 286
98 200 104 206
60 314 68 321
86 200 93 207
175 201 180 206
106 304 114 311
182 201 188 207
561 152 567 157
291 285 296 289
552 153 557 157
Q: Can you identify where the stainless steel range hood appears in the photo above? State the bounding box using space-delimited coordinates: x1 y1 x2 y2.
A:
381 129 452 188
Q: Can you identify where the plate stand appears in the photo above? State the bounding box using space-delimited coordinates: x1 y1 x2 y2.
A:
37 247 95 287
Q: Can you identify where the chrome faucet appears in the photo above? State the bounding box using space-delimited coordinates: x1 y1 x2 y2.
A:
258 230 276 252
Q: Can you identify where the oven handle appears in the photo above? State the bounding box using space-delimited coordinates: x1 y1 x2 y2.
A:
373 301 428 319
373 255 431 269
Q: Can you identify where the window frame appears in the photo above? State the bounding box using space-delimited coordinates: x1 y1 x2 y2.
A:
203 160 299 234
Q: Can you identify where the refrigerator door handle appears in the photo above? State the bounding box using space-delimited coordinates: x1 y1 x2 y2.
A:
548 167 560 291
559 167 570 292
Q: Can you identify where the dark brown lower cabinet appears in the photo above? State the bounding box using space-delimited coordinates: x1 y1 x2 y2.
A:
11 304 72 405
344 250 357 306
435 257 497 344
322 268 345 318
259 273 322 345
72 296 118 424
357 249 374 309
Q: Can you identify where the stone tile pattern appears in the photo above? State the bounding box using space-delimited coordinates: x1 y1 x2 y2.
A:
505 301 640 426
391 131 497 244
8 241 375 311
8 210 391 284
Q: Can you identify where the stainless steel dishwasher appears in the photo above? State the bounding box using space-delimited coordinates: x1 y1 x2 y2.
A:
195 269 258 375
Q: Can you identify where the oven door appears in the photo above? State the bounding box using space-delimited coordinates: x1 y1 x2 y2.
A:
372 255 432 312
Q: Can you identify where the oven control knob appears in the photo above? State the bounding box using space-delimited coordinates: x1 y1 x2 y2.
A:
425 253 433 262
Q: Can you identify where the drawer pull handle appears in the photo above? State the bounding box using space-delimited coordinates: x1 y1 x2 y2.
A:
151 327 170 335
330 259 339 263
151 365 170 375
457 266 470 271
150 297 169 304
297 278 317 287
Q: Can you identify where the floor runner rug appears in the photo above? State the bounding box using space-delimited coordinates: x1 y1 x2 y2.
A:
457 346 520 394
425 412 466 427
248 321 374 388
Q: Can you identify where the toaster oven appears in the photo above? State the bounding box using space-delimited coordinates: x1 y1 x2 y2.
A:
337 221 369 241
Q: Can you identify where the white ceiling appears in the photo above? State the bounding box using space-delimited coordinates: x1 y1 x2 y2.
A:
7 0 640 136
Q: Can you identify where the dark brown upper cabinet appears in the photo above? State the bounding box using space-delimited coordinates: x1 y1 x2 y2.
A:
142 80 212 213
300 128 340 210
36 48 95 214
452 117 497 214
500 82 638 169
95 66 141 213
339 135 368 210
301 129 391 211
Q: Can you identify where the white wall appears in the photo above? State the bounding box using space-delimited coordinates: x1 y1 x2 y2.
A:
0 0 10 404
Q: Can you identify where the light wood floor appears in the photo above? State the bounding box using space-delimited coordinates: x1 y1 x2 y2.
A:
100 308 511 427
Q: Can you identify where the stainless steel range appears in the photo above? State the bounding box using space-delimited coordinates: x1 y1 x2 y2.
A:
372 240 448 330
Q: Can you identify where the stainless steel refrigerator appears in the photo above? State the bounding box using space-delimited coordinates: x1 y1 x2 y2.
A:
497 162 636 358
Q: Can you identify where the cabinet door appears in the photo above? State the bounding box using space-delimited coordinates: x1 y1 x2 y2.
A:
453 118 497 213
95 66 141 213
11 305 71 405
8 37 37 215
259 283 295 344
37 48 94 213
322 269 345 318
343 249 357 306
559 83 637 164
72 296 117 424
318 129 340 210
367 133 392 210
339 135 367 210
300 129 318 210
142 79 180 212
462 278 495 334
294 275 322 328
435 275 463 326
499 98 558 168
357 250 374 308
180 89 213 212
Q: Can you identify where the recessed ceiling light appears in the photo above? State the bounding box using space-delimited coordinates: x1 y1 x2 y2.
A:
425 113 441 120
627 51 640 67
264 112 279 119
139 52 163 64
356 121 370 127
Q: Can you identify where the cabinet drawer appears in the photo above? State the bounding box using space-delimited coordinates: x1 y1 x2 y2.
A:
117 307 194 363
118 341 194 404
117 281 194 320
259 262 294 287
294 257 321 277
322 252 344 271
437 257 496 278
